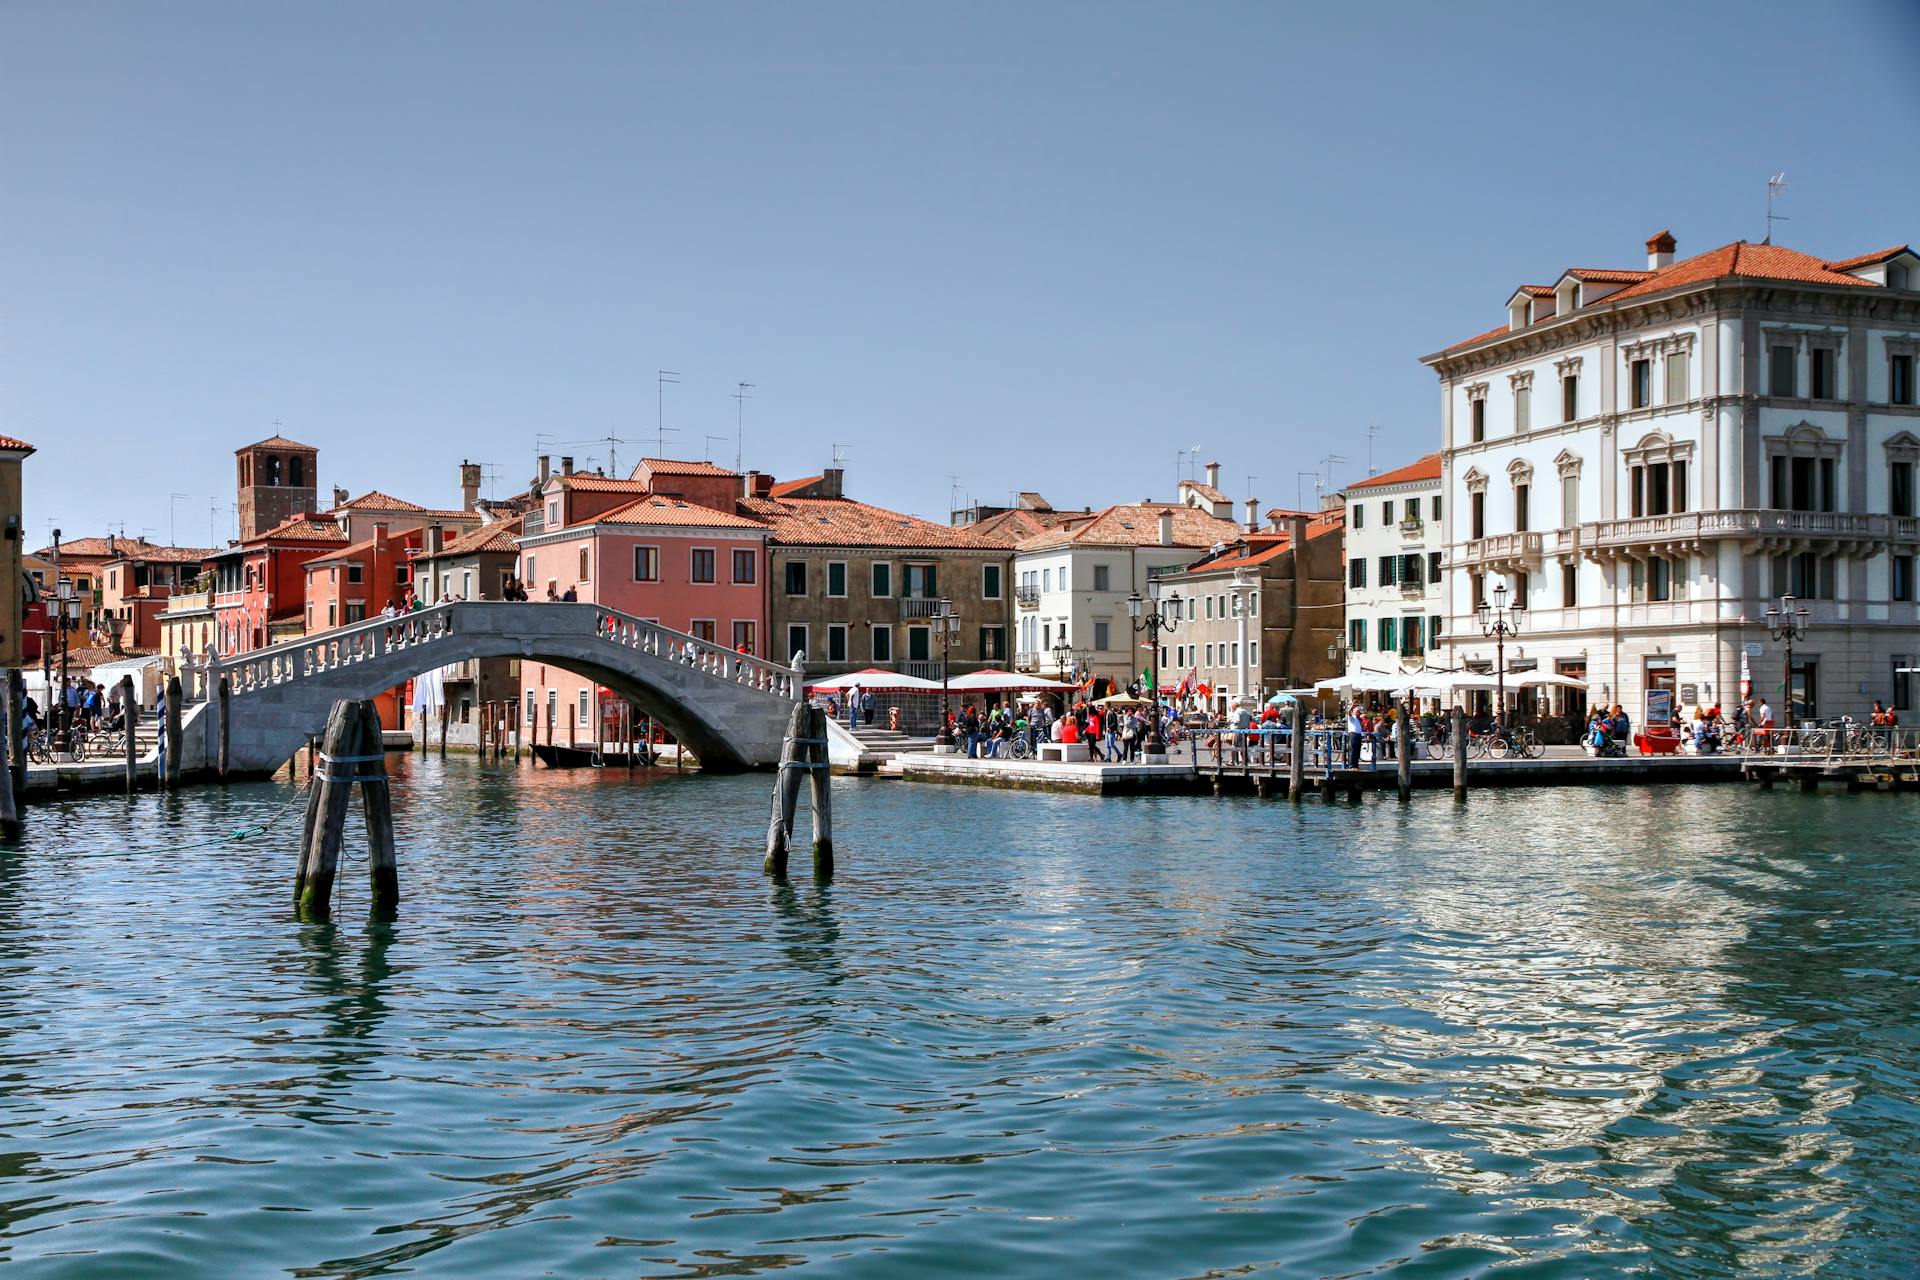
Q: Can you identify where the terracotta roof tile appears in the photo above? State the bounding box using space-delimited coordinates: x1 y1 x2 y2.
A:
335 489 426 512
1015 502 1244 552
1565 268 1654 284
636 457 738 477
741 496 998 549
435 517 525 556
768 474 822 498
1175 510 1345 573
966 507 1085 547
34 536 216 563
1344 452 1443 491
240 434 317 452
0 435 35 452
1824 245 1911 272
553 474 649 493
1440 240 1887 355
1178 479 1231 503
247 514 349 544
590 495 766 529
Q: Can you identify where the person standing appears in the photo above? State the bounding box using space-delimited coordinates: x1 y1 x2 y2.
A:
1344 701 1364 769
847 683 861 729
860 688 874 729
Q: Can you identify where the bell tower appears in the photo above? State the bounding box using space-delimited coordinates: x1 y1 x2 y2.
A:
235 432 319 540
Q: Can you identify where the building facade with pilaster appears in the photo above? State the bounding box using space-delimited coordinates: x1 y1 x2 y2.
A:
1339 454 1445 682
1428 229 1920 727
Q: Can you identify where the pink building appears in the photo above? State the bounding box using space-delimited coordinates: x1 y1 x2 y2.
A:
513 486 769 749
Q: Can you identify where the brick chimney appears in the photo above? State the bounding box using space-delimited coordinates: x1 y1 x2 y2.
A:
538 455 551 486
427 521 444 555
374 521 389 551
1158 510 1174 546
1646 229 1676 270
1244 496 1259 533
460 461 482 512
561 456 574 476
742 470 762 500
1205 461 1221 490
819 468 844 499
333 485 349 509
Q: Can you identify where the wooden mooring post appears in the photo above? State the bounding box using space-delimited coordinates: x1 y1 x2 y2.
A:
8 670 25 801
295 698 398 917
1288 703 1305 802
163 675 183 790
120 674 138 795
1396 699 1413 802
806 705 834 875
1451 706 1468 803
439 702 450 757
0 669 18 843
764 700 809 876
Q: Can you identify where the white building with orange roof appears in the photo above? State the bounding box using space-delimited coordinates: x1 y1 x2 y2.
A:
1012 498 1246 689
1426 229 1920 731
1339 453 1444 680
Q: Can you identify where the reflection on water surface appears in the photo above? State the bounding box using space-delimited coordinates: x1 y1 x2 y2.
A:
0 760 1916 1277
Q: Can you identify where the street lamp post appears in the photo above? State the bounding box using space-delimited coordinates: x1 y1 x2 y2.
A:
1052 637 1076 715
1475 581 1522 723
1126 573 1182 758
1764 593 1810 730
932 597 960 748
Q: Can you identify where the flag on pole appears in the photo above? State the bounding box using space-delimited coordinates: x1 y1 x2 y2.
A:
1142 667 1155 692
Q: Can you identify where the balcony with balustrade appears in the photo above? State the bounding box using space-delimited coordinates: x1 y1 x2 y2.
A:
1015 585 1041 610
1577 508 1904 561
1398 518 1428 544
1450 532 1542 575
899 597 946 620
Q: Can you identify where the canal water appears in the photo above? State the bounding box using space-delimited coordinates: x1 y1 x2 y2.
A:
2 759 1918 1278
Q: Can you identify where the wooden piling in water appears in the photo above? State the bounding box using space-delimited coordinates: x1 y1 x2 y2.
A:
624 703 635 777
1396 699 1413 802
1288 703 1305 802
439 702 449 757
296 699 396 917
120 674 137 795
8 670 25 801
807 705 834 876
0 671 18 843
296 700 356 914
764 700 810 876
164 675 183 789
1451 706 1467 803
217 675 231 781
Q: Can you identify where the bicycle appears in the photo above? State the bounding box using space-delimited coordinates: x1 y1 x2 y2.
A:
1493 727 1544 759
1468 730 1497 758
25 727 56 764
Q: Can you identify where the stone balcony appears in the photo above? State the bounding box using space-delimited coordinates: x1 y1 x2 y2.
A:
1577 509 1908 561
1450 532 1542 574
1399 580 1426 600
1398 518 1428 543
1015 586 1041 610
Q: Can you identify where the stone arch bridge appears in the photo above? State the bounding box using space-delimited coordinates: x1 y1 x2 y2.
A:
199 602 803 774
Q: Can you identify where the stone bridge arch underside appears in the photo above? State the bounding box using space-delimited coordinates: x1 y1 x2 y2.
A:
209 604 800 775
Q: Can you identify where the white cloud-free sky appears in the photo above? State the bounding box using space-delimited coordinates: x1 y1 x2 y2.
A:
6 0 1919 546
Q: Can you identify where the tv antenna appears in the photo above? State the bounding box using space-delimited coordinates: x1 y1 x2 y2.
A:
1764 172 1789 244
732 382 754 471
169 493 191 546
656 370 680 456
1365 423 1382 475
596 429 634 477
831 443 851 465
1319 453 1347 495
1296 470 1319 512
704 434 731 463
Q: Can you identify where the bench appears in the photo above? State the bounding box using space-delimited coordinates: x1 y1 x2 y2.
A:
1037 742 1091 763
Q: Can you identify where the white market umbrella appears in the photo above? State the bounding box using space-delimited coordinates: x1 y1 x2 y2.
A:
1506 670 1587 689
945 668 1077 692
807 668 941 692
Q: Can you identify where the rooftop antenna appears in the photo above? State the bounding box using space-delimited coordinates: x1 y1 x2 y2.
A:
1296 470 1319 512
656 370 680 456
1365 423 1382 476
831 443 851 465
534 432 557 470
704 434 731 463
950 475 962 517
596 429 633 477
1319 453 1347 496
1764 172 1789 245
169 493 191 546
732 382 754 472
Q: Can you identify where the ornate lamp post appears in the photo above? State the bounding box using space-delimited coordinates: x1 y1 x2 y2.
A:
932 597 960 748
1475 580 1523 722
1052 636 1076 714
1126 573 1182 757
1764 593 1810 730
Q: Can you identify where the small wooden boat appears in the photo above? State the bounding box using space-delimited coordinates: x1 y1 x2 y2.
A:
531 742 656 769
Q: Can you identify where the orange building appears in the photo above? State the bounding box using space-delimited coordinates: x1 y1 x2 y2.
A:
303 525 424 727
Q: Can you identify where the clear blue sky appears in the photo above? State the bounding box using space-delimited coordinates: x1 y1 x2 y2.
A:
6 0 1918 547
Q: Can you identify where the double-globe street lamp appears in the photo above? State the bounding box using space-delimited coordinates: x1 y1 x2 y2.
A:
1765 593 1810 730
931 597 961 748
1126 574 1182 757
1052 637 1077 715
1475 581 1523 723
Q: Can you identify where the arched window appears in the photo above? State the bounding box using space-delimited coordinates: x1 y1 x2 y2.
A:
264 455 282 486
289 456 305 486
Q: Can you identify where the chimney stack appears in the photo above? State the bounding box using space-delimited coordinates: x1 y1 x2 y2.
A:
1205 461 1221 490
819 468 844 499
1287 514 1308 548
427 521 444 556
332 485 349 509
374 521 389 550
538 455 551 486
742 470 762 500
1158 510 1174 546
1646 228 1676 270
1244 497 1260 533
561 456 574 476
460 461 482 512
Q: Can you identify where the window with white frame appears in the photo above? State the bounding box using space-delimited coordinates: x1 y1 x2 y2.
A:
633 546 658 581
